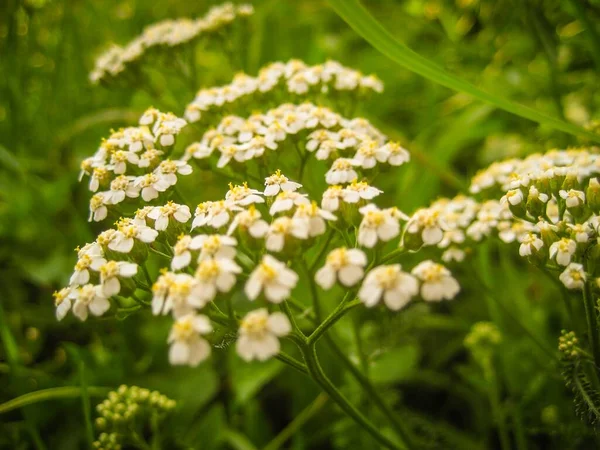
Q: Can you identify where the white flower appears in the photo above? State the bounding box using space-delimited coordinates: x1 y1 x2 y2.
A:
406 209 444 246
245 255 298 303
266 217 309 252
559 189 585 208
411 261 460 301
358 204 401 248
236 309 291 362
375 142 409 166
134 173 171 201
70 252 107 286
153 113 187 147
151 272 175 315
53 287 73 321
567 223 590 243
518 232 543 257
99 261 138 296
226 183 265 206
193 259 242 305
549 238 577 266
70 284 110 321
217 145 247 168
342 180 383 203
155 159 193 186
501 189 524 206
190 234 237 262
321 185 345 212
442 247 466 263
168 313 212 366
227 206 270 238
264 170 302 197
315 247 367 289
354 140 379 169
104 175 140 205
109 218 158 253
325 158 358 185
269 191 310 215
237 135 278 160
89 167 110 192
89 193 110 222
148 202 191 231
162 273 203 317
109 150 140 174
293 202 337 237
358 264 418 310
559 263 586 290
192 200 242 229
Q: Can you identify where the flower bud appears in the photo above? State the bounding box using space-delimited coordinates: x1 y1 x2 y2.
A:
587 178 600 213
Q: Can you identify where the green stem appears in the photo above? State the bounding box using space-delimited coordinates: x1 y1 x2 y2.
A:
485 361 511 450
275 351 308 375
307 294 359 345
301 344 406 450
309 230 335 271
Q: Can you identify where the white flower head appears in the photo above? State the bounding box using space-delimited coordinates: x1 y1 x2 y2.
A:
236 309 291 362
411 261 460 302
321 185 345 212
559 263 586 290
54 287 73 321
266 217 309 252
358 264 419 310
549 238 577 266
245 255 298 303
375 142 410 166
190 234 237 262
501 188 524 206
89 192 110 222
155 159 193 186
315 247 367 289
148 202 192 231
519 232 544 257
70 284 110 321
358 204 401 248
559 189 585 208
269 191 310 215
134 173 171 202
192 200 242 230
109 218 158 253
168 313 212 366
193 258 242 305
70 249 107 286
264 170 302 197
326 158 359 185
226 182 265 206
99 260 138 297
342 180 383 204
406 209 445 246
227 206 270 238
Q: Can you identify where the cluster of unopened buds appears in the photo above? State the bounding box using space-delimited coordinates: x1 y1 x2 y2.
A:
93 385 176 450
90 3 253 84
184 60 383 122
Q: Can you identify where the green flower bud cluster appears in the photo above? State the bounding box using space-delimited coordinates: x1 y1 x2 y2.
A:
464 321 502 366
558 330 580 360
93 385 176 450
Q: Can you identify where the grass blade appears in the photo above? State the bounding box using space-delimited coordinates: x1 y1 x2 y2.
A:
0 387 110 415
327 0 600 143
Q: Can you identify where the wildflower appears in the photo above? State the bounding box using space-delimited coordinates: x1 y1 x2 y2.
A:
70 252 107 286
236 309 291 362
567 223 590 243
225 183 264 206
155 159 193 186
559 263 586 290
501 188 524 206
354 140 379 169
190 234 237 262
153 114 187 146
192 259 242 305
227 206 270 238
342 180 383 203
270 191 310 215
89 167 111 192
99 261 138 296
266 217 309 252
134 173 171 202
375 142 410 166
326 158 358 185
442 247 466 263
162 273 203 317
168 313 212 366
315 247 367 289
358 204 401 248
263 170 302 197
89 193 110 222
559 189 585 208
518 232 544 257
151 272 175 315
405 209 445 247
549 238 577 266
321 185 345 212
411 261 460 301
53 287 73 321
245 255 298 303
70 284 110 321
109 150 140 175
358 265 419 310
104 175 140 205
109 218 158 253
148 202 191 231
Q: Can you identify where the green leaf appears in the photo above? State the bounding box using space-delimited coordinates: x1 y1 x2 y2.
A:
0 387 110 415
327 0 600 143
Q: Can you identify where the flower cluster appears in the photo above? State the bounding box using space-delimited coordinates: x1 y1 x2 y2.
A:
79 109 191 222
90 3 253 84
184 60 384 122
94 385 176 450
184 102 409 184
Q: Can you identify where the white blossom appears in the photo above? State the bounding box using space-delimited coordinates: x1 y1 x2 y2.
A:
358 265 419 310
193 259 242 305
315 247 367 289
358 204 401 248
70 284 110 321
264 170 302 197
245 255 298 303
559 263 586 290
148 202 191 231
168 313 212 366
99 261 138 296
236 309 291 362
549 238 577 266
326 158 358 185
412 261 460 302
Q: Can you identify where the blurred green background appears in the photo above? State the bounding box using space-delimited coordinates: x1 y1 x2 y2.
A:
1 0 600 448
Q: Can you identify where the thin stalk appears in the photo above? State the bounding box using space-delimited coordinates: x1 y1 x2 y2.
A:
301 344 406 450
309 230 335 271
275 351 308 375
582 278 600 369
307 294 358 345
486 362 511 450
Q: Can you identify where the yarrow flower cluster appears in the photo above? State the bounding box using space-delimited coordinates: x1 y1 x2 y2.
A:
60 56 461 371
90 3 254 84
184 60 384 122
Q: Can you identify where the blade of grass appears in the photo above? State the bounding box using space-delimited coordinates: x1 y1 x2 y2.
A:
327 0 600 143
0 386 110 414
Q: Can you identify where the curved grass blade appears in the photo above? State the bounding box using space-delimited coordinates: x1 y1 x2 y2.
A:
327 0 600 143
0 387 110 415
